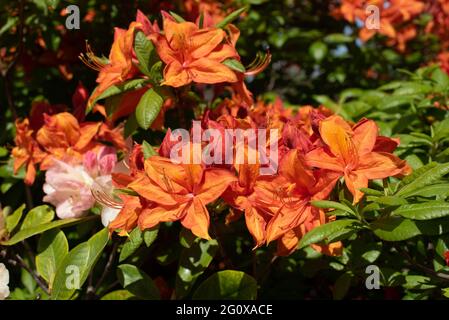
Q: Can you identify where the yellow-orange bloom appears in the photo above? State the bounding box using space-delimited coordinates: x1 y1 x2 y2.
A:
151 16 239 87
129 156 236 239
306 115 411 203
11 119 46 185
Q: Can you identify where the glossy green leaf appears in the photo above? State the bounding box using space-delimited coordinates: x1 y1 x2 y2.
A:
396 162 449 197
21 205 55 230
215 7 247 28
309 41 328 62
371 217 421 241
143 227 159 247
299 220 362 249
135 88 164 130
117 264 160 300
193 270 257 300
333 272 352 300
222 59 245 73
142 140 157 159
5 204 25 233
36 229 69 287
175 238 218 298
372 196 408 206
87 78 150 113
101 290 137 300
311 200 355 214
51 228 109 299
169 11 186 22
1 216 97 246
393 201 449 220
119 228 143 262
134 31 155 76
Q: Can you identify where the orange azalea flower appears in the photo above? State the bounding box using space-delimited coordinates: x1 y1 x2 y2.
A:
305 115 411 203
108 145 146 235
128 155 236 239
265 150 340 255
150 15 239 87
81 21 143 107
11 119 46 185
36 112 101 169
336 0 424 52
184 0 229 26
223 161 278 248
108 196 143 236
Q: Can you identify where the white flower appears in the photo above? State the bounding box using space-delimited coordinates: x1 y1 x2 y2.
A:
101 206 121 227
0 263 10 300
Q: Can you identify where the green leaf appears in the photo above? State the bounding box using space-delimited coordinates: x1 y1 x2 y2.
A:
21 205 55 230
396 162 449 197
432 118 449 142
222 59 245 73
149 61 164 84
333 272 352 300
372 196 408 206
309 41 328 62
114 188 139 197
176 238 218 298
393 201 449 220
134 31 155 76
117 264 160 300
193 270 257 300
21 267 36 294
323 33 353 43
403 275 436 290
169 11 186 22
1 216 97 246
143 227 159 247
310 200 355 214
198 12 204 28
359 188 384 196
87 78 150 113
36 229 69 288
51 228 109 299
119 228 143 262
404 184 449 198
215 7 247 28
142 140 157 159
124 113 138 138
179 227 196 248
299 220 361 249
6 204 25 233
135 88 164 130
101 290 137 300
431 67 449 87
371 217 421 241
313 95 340 113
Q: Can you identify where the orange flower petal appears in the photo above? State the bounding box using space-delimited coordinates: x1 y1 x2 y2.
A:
181 198 211 240
189 58 238 84
139 202 188 230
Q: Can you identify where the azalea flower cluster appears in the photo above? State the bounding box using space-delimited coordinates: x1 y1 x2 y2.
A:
333 0 449 68
333 0 424 52
11 96 126 222
106 98 411 256
11 9 411 257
